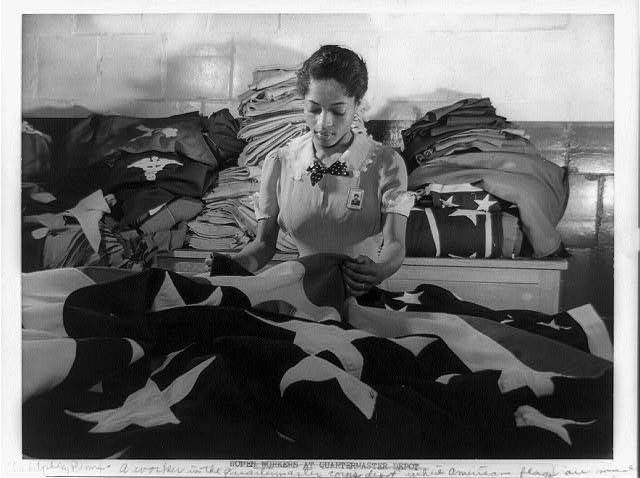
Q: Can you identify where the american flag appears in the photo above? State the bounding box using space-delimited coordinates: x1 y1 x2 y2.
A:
22 254 612 459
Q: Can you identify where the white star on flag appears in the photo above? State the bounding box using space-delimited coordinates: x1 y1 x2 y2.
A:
498 368 562 397
396 291 423 305
150 273 223 311
474 193 498 211
448 209 487 226
448 252 478 259
280 356 377 419
151 348 188 376
536 319 573 331
130 125 179 142
441 196 459 208
150 274 187 311
246 310 438 418
290 324 370 378
385 303 408 312
129 125 155 141
436 374 460 384
246 310 370 378
514 405 596 445
65 356 215 433
392 336 438 357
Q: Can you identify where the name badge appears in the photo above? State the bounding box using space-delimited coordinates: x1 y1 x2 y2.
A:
346 187 364 210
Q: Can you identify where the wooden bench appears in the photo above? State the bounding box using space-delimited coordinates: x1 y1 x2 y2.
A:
154 250 567 314
385 257 567 314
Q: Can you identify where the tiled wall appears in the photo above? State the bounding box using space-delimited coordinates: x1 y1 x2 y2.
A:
516 122 614 317
21 13 615 316
22 13 613 121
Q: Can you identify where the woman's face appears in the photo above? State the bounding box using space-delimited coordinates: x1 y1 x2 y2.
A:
303 78 357 149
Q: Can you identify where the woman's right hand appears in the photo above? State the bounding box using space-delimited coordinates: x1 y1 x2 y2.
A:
341 255 382 296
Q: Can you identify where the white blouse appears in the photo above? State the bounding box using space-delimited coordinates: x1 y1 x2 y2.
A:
255 131 414 258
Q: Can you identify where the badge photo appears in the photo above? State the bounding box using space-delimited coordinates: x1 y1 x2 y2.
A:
346 187 364 210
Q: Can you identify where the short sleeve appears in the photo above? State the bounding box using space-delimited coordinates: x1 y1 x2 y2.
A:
379 147 415 216
254 149 282 220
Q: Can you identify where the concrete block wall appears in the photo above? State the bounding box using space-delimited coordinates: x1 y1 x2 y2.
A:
524 122 614 317
22 13 613 121
21 13 615 316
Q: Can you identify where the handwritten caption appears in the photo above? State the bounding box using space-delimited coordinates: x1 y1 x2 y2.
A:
10 460 635 478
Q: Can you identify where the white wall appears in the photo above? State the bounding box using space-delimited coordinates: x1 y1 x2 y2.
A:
22 13 613 121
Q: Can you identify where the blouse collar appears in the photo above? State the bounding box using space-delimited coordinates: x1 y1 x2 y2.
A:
288 131 379 181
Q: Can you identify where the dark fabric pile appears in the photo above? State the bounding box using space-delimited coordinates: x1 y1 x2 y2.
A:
402 97 514 171
402 98 569 258
22 120 53 183
58 111 218 210
200 109 246 170
21 110 245 270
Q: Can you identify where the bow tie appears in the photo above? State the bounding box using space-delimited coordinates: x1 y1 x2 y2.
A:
307 160 350 186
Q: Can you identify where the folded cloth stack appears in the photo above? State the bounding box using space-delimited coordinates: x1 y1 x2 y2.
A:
237 65 371 167
237 66 308 167
186 165 298 255
401 97 532 170
186 166 261 252
402 98 569 259
201 165 262 202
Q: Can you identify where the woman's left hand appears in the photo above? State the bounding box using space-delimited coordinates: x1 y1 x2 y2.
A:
341 255 382 296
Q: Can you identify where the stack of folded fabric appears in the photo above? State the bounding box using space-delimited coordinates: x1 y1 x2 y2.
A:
401 97 535 170
185 166 261 252
402 97 569 259
236 66 308 167
185 165 298 255
183 67 306 255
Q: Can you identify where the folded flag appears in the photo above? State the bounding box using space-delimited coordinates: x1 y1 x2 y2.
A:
406 207 522 258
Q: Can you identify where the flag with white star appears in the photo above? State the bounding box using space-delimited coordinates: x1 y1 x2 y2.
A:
357 284 612 362
64 111 220 169
432 191 512 212
406 207 521 258
22 255 612 459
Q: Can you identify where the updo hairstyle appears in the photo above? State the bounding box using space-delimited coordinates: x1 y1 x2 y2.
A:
296 45 368 103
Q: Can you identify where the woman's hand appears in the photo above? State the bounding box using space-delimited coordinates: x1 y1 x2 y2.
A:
341 255 382 296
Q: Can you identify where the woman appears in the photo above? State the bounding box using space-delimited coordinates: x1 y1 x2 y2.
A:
233 45 414 296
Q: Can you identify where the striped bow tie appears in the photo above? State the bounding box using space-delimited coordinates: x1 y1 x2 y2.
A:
307 160 350 186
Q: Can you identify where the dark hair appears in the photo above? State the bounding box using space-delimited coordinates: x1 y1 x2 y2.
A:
296 45 368 103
